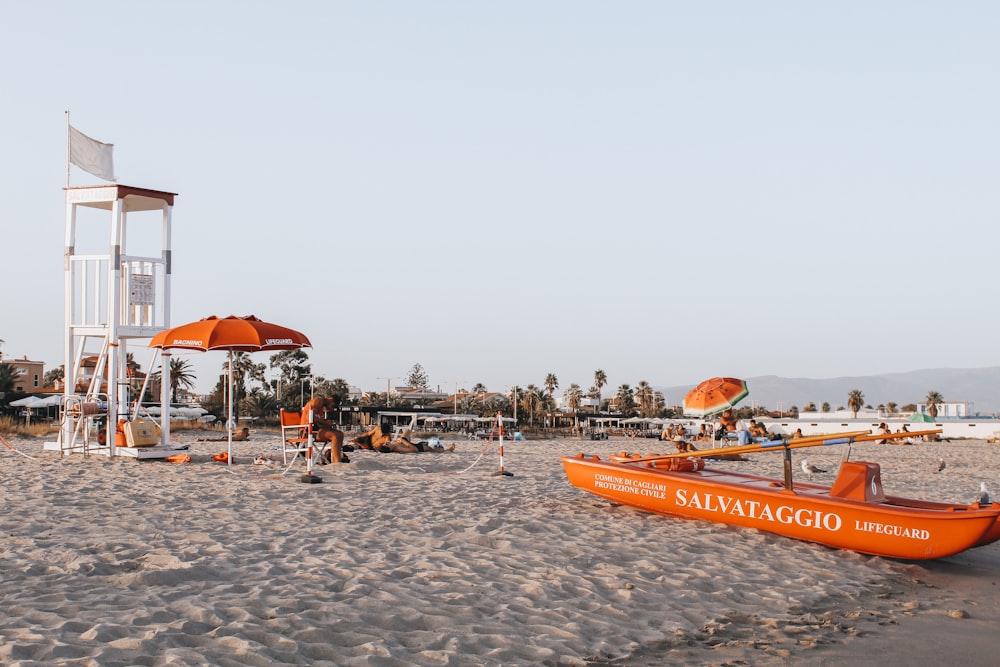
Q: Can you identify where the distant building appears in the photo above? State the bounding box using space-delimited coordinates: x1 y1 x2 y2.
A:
916 402 973 418
796 408 881 420
7 356 44 393
553 395 599 412
71 355 147 395
796 403 974 419
395 386 449 406
429 391 506 414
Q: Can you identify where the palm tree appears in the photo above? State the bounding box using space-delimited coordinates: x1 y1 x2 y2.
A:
804 401 817 412
616 384 635 416
507 385 521 421
925 391 944 419
886 402 898 415
847 389 865 418
653 391 666 417
586 386 601 413
168 357 197 404
565 384 583 426
241 388 277 424
225 352 266 421
472 382 487 395
635 380 654 418
151 357 198 404
0 361 16 398
521 384 541 427
593 369 607 405
544 373 559 397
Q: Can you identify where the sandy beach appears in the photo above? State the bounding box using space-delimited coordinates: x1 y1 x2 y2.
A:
1 431 998 666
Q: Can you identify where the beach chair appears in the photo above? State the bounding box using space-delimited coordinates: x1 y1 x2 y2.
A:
280 409 332 465
279 409 311 464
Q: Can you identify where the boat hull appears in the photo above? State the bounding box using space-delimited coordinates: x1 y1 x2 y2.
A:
561 454 1000 560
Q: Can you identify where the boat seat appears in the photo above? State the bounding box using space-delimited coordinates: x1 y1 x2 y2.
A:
830 461 886 502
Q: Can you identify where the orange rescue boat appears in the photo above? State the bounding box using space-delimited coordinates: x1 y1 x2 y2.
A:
561 431 1000 560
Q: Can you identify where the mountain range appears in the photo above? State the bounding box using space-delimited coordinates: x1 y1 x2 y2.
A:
659 367 1000 417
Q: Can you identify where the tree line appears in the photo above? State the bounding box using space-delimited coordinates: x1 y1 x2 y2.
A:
0 342 951 426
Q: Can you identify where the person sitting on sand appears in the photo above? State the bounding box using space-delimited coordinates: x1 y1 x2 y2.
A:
301 395 347 463
876 422 891 445
735 420 756 446
696 424 710 442
199 426 250 442
749 420 768 439
790 428 804 440
383 429 457 453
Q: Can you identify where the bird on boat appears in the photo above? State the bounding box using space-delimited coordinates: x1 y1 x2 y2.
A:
975 482 990 505
800 459 826 477
936 458 946 472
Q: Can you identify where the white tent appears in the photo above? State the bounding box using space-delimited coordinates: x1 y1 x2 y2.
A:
9 396 53 426
9 396 50 408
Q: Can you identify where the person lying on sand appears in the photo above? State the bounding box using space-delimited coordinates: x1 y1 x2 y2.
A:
301 395 347 463
384 429 456 453
350 423 392 451
199 427 250 442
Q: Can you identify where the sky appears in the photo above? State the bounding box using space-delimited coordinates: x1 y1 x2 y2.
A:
2 2 999 401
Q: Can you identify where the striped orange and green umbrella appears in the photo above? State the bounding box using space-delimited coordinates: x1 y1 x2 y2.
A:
682 377 749 417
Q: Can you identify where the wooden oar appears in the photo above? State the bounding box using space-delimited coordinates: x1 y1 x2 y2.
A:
618 431 870 463
622 429 941 464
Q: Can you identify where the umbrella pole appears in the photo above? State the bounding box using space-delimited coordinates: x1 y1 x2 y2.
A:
227 351 234 466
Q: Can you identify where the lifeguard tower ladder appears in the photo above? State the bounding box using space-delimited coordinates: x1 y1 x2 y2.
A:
54 184 176 457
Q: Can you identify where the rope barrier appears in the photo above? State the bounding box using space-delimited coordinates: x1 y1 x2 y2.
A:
0 433 37 460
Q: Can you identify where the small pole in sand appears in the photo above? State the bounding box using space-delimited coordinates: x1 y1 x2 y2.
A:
491 410 514 477
299 408 322 484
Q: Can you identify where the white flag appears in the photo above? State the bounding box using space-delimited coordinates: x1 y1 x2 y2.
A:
69 125 116 181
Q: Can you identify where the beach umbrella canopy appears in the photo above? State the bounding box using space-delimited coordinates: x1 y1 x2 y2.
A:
908 413 936 423
682 377 750 417
150 315 311 464
9 396 52 427
9 396 50 408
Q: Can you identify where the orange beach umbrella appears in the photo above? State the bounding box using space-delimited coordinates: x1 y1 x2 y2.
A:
150 315 311 464
682 377 749 417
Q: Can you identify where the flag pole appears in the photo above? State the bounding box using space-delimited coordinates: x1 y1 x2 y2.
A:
64 110 71 188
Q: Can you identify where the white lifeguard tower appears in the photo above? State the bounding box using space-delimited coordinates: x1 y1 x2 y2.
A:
49 184 180 458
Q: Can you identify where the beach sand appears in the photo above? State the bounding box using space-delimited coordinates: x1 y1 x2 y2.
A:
1 431 997 666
